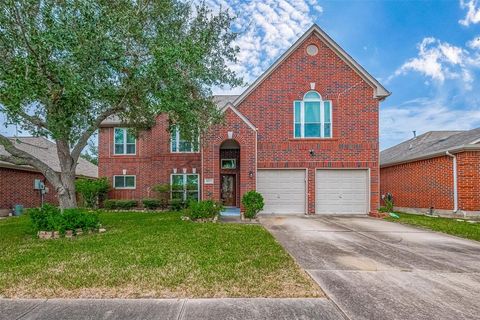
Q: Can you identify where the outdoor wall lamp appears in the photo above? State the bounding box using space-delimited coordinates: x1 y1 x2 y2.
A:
309 149 316 157
248 171 254 178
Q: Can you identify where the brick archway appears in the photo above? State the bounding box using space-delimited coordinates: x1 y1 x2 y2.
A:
201 107 257 212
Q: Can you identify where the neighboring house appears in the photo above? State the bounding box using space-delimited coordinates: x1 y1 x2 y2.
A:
98 24 390 215
380 128 480 215
0 137 98 215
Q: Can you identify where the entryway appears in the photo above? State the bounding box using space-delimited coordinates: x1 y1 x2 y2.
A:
221 174 236 206
219 139 240 214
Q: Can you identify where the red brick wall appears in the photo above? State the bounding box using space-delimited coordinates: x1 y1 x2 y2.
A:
98 33 382 214
98 114 201 200
235 34 380 214
380 156 455 211
202 107 257 212
0 167 58 210
457 151 480 211
380 152 480 212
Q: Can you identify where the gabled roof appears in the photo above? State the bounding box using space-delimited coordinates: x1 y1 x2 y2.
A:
220 103 257 131
0 137 98 178
233 24 390 107
101 95 240 127
380 128 480 167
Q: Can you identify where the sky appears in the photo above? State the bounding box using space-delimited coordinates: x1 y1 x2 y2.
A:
1 0 480 150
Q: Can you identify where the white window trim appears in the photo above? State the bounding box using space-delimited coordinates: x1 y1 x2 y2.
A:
113 175 136 189
170 173 200 201
293 92 332 139
170 128 200 153
221 159 237 169
113 128 137 155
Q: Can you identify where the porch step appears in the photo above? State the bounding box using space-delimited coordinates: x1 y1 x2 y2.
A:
221 207 240 216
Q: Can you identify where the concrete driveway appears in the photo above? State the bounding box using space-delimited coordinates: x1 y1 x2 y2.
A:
260 215 480 320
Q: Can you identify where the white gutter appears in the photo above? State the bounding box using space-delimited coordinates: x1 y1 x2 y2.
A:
445 151 458 213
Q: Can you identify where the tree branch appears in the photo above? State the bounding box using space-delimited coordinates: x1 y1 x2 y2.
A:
11 2 62 87
0 134 59 182
70 106 124 161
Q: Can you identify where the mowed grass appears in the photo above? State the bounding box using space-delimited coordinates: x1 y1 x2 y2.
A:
0 211 321 298
385 212 480 241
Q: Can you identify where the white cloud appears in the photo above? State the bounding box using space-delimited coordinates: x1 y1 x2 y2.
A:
381 97 480 149
468 36 480 49
203 0 323 94
459 0 480 26
390 37 480 89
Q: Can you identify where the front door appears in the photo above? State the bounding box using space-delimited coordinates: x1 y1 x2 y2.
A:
221 174 236 206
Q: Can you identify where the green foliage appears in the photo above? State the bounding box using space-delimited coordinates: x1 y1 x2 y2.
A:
152 183 172 209
0 0 242 144
28 204 100 234
142 199 162 210
169 199 186 212
383 193 394 212
75 178 110 209
0 1 242 209
185 200 223 220
103 200 137 210
242 191 265 219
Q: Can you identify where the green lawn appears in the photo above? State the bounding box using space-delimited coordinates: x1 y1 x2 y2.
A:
385 212 480 241
0 211 321 299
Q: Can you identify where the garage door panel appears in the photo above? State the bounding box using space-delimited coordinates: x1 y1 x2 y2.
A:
257 170 306 214
316 169 368 215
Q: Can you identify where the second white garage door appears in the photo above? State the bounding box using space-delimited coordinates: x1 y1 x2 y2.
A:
316 169 368 214
257 169 306 214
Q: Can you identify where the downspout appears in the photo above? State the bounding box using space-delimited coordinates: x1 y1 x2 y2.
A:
445 151 458 213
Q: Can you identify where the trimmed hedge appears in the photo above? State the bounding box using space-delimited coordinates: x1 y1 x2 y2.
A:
28 204 100 234
242 191 264 219
142 199 162 210
185 200 223 220
103 199 137 210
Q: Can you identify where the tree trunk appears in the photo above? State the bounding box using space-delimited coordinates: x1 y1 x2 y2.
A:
56 139 78 209
57 171 77 209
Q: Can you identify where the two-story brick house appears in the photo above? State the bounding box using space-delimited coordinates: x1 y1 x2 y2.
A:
98 24 390 215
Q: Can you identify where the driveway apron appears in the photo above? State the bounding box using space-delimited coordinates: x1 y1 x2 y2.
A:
260 215 480 320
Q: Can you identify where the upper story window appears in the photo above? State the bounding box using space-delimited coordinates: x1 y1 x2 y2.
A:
294 91 332 139
170 127 199 153
114 128 136 155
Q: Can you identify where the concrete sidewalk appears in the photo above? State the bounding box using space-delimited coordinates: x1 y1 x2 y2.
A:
0 298 346 320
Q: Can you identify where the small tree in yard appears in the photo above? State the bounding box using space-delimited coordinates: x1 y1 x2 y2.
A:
242 191 264 219
0 0 242 209
75 177 110 209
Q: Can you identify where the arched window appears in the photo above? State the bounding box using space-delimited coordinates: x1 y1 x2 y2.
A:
294 91 332 138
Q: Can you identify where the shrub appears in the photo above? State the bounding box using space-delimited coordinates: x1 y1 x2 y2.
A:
383 193 394 212
142 199 162 210
75 178 110 209
103 199 137 210
28 204 100 234
242 191 264 219
185 200 223 220
152 183 171 209
169 198 186 211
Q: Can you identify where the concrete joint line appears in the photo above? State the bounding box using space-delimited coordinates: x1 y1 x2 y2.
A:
177 298 187 320
14 299 47 320
305 271 351 320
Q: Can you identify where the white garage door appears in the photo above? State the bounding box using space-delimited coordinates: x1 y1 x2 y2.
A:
257 169 306 214
316 169 368 214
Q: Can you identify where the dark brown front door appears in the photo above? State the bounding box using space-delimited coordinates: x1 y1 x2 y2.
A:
221 174 236 206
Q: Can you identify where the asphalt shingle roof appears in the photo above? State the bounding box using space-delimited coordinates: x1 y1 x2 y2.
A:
0 137 98 178
380 128 480 167
101 95 240 126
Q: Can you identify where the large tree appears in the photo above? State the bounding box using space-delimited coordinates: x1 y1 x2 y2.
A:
0 0 242 208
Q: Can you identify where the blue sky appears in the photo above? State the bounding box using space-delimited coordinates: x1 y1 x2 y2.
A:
2 0 480 150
